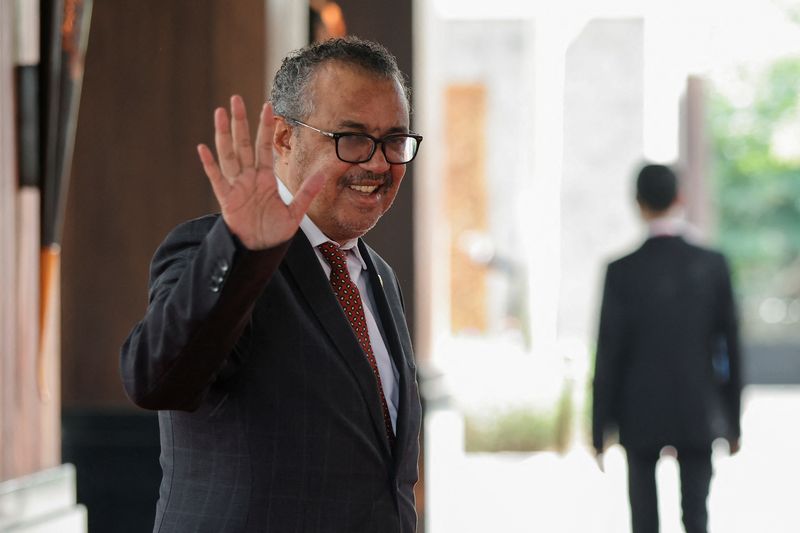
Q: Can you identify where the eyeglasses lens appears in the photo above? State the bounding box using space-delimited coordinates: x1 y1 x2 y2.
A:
337 134 418 164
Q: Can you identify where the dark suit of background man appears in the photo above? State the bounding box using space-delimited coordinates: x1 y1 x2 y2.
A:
120 37 423 532
592 164 743 533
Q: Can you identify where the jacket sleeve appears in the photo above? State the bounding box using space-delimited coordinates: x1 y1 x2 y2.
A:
716 254 743 439
119 216 290 411
592 264 626 452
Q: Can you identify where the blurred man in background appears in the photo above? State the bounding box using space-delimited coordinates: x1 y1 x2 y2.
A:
592 163 742 533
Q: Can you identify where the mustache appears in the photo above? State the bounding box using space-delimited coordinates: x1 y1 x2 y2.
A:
342 171 392 187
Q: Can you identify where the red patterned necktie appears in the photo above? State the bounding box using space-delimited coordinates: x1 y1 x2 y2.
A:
318 242 396 446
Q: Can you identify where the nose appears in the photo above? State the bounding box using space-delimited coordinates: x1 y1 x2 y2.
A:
358 143 391 173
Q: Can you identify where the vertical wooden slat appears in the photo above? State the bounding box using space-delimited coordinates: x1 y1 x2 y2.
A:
0 0 17 483
16 189 46 476
1 0 52 482
36 234 61 468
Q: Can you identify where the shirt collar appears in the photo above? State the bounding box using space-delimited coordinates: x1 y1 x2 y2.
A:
647 214 685 238
276 176 367 269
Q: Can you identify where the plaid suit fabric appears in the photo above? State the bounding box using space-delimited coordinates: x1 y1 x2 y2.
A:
121 216 421 532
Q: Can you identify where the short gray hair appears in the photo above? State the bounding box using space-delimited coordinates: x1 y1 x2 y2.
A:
270 36 410 121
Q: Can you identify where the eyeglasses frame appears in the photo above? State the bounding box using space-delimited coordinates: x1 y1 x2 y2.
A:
284 117 423 165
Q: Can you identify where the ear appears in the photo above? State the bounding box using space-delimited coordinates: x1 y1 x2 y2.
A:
273 117 294 161
636 199 655 221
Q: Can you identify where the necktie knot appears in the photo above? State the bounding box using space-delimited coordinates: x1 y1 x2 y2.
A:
318 241 348 271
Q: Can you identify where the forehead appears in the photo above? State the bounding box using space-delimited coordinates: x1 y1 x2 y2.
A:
307 61 409 130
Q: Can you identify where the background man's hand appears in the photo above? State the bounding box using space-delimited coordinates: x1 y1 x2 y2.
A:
197 96 326 250
728 438 741 455
595 451 605 473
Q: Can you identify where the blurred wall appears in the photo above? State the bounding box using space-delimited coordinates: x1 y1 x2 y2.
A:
62 0 268 409
559 19 645 344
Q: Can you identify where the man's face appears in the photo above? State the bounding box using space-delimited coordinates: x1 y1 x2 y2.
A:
278 62 410 243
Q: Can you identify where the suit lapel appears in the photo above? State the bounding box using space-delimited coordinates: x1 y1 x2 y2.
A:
359 241 413 464
283 232 391 457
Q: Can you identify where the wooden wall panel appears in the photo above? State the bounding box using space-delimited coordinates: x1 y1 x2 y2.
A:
61 0 267 408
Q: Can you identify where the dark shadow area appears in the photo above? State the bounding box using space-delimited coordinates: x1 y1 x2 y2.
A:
62 409 161 533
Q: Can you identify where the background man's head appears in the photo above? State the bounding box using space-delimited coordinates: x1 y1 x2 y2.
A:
636 164 678 215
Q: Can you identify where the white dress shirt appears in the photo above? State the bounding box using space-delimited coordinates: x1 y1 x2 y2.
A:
276 177 399 430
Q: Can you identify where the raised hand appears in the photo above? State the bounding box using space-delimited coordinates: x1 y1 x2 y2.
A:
197 95 325 250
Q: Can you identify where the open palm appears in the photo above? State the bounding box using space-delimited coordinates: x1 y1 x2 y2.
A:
197 95 325 250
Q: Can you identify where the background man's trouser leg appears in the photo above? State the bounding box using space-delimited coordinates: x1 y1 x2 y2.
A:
626 448 660 533
677 447 713 533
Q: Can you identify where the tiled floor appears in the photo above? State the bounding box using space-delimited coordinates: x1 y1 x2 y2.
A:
425 385 800 532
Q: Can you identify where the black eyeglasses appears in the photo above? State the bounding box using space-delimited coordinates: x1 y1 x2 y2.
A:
286 118 423 164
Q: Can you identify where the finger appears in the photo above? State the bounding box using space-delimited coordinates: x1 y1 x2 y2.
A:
198 143 230 203
214 107 240 179
254 103 275 170
230 95 255 169
287 170 327 223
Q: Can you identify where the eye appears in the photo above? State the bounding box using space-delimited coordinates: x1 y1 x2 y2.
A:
384 136 407 148
339 134 372 146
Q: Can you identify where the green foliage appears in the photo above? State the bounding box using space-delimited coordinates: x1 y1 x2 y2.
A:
464 382 573 453
708 57 800 297
464 407 558 452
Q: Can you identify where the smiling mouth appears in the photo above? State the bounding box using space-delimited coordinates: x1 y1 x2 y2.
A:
349 184 380 194
345 171 392 195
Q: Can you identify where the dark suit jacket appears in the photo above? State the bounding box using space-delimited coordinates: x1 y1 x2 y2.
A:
120 215 421 532
592 236 742 452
